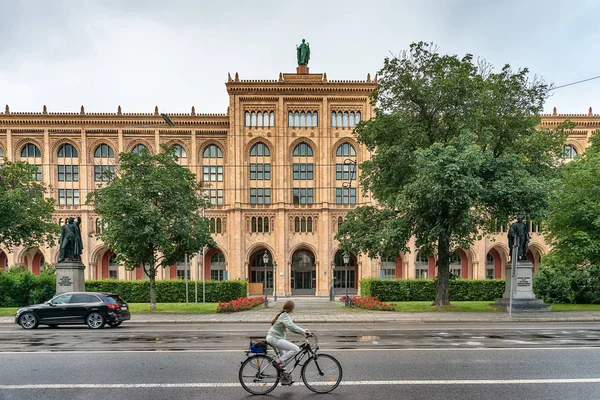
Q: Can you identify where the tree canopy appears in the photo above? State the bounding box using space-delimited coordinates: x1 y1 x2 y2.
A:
87 146 215 309
0 160 59 251
336 42 571 306
544 131 600 267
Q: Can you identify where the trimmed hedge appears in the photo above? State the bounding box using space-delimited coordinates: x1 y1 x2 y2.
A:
86 280 247 303
0 266 56 307
360 278 505 302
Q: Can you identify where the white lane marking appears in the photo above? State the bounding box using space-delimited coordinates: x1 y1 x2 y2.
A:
2 378 600 390
1 347 600 355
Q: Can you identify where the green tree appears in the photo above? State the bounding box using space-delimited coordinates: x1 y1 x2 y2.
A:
545 131 600 266
87 146 215 310
0 159 59 250
336 42 570 306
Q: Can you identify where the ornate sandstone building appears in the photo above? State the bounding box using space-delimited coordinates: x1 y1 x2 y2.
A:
0 66 596 297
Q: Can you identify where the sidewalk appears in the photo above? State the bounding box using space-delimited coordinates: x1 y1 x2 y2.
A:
4 298 600 324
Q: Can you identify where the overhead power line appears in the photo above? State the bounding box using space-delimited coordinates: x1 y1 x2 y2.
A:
551 75 600 91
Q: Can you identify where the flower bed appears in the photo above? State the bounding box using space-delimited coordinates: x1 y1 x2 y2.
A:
217 297 265 313
340 295 396 311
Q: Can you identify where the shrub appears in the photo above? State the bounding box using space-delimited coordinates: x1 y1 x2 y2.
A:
0 266 56 307
360 279 504 302
217 297 265 313
339 295 396 311
533 263 600 304
85 279 247 303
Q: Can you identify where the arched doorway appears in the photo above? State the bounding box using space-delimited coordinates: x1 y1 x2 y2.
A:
248 249 273 296
333 250 357 295
291 249 316 295
0 250 8 271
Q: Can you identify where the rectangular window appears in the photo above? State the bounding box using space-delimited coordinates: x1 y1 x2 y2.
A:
210 270 225 281
416 268 429 279
34 165 42 181
58 189 80 205
292 188 314 204
486 267 494 280
58 165 79 182
336 164 355 181
333 269 355 288
94 165 115 182
203 166 223 182
250 188 271 204
205 189 224 206
292 163 314 180
108 270 118 279
250 163 271 180
335 188 356 204
176 270 188 280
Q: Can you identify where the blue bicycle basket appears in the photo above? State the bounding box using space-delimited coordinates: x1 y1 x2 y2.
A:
250 340 268 354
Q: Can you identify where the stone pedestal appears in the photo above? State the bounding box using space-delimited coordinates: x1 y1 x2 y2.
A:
296 65 309 74
492 261 551 312
55 261 86 295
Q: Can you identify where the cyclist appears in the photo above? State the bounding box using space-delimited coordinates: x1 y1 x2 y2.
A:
266 300 310 372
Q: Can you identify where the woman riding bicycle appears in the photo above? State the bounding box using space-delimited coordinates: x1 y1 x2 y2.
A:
266 300 310 371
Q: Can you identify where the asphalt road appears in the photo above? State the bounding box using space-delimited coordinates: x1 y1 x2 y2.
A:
1 322 600 399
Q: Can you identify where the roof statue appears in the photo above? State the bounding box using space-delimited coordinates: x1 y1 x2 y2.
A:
296 39 310 66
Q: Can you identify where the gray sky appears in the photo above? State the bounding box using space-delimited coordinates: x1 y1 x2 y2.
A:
1 0 599 115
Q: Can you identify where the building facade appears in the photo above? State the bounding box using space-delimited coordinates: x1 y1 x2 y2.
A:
0 68 596 297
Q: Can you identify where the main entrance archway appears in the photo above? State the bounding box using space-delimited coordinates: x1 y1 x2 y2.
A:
291 249 316 295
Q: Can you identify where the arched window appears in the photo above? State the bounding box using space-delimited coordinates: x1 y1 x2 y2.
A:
486 253 495 279
292 142 314 157
307 217 313 232
269 111 275 127
94 144 114 158
313 111 318 127
294 217 300 232
349 112 355 127
245 111 251 127
203 144 225 206
336 143 357 157
251 217 257 232
172 144 187 159
251 112 257 127
343 112 349 127
415 252 429 279
288 111 293 127
257 111 264 127
210 251 226 281
331 111 337 127
216 218 222 233
96 218 102 235
0 147 4 158
21 143 41 157
356 112 361 123
306 112 312 127
449 251 462 278
132 144 148 154
263 216 269 232
20 143 42 180
250 142 270 157
337 112 342 127
93 144 115 182
57 144 78 158
562 144 577 160
209 218 216 233
108 253 118 279
294 112 300 127
300 217 307 232
300 112 306 127
249 142 272 204
337 216 343 231
203 144 223 158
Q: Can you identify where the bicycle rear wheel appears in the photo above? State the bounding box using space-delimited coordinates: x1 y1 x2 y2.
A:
239 354 280 395
301 353 343 393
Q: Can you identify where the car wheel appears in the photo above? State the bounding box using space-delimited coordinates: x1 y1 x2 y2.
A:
86 312 105 329
48 324 59 328
108 321 122 328
19 313 39 330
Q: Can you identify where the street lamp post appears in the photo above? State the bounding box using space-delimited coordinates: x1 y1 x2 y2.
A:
263 251 269 307
343 252 350 307
330 261 336 301
273 261 277 302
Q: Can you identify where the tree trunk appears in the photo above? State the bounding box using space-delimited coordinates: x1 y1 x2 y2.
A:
434 235 451 306
148 264 157 311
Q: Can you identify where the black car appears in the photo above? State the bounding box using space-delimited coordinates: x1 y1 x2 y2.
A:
15 292 131 330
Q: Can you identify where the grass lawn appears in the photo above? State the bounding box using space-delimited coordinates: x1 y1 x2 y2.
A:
0 308 18 317
128 303 218 314
391 301 504 312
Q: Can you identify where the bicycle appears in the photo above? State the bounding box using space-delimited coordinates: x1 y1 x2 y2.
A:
239 334 343 395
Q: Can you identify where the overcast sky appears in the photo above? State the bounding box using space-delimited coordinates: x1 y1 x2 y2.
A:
1 0 599 115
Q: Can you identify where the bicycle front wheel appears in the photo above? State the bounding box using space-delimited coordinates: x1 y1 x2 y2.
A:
239 354 280 395
301 353 343 393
